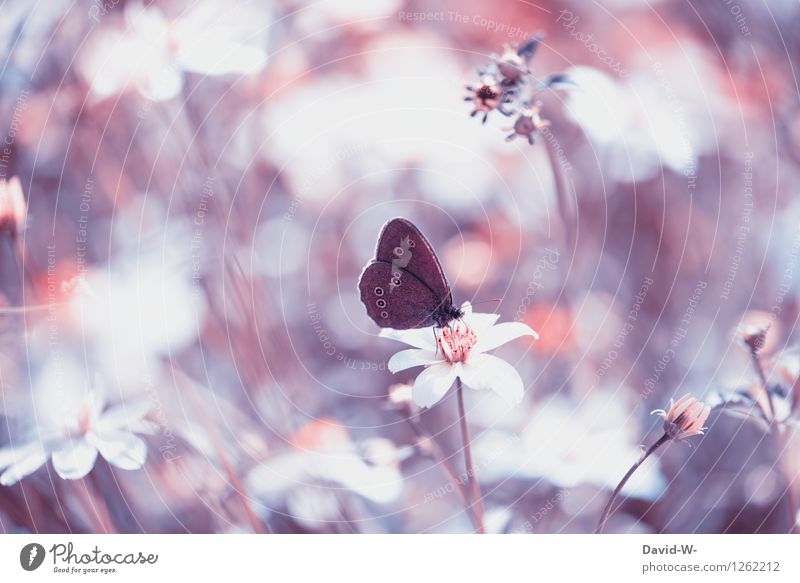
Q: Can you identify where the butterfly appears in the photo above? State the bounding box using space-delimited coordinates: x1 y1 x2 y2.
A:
358 218 463 330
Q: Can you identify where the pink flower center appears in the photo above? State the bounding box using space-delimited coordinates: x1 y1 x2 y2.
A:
77 406 93 436
437 323 477 364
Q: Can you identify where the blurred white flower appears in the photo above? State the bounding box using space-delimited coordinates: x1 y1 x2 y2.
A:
80 0 269 100
261 33 500 212
474 392 666 500
0 176 27 236
246 420 404 529
294 0 401 34
565 64 707 182
0 385 155 485
380 302 538 408
70 252 204 390
483 506 513 534
387 382 413 406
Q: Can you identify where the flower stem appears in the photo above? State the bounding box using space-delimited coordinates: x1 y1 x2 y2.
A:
179 365 267 533
543 128 575 250
403 415 474 517
749 350 799 533
595 433 670 534
456 378 485 534
749 350 777 422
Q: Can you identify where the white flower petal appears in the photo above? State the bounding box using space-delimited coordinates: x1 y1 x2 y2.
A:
139 64 183 102
126 1 169 35
130 419 160 436
177 40 267 76
0 442 29 470
473 322 539 354
0 442 49 486
88 431 147 470
52 439 99 480
387 349 442 373
379 327 437 350
412 363 458 408
467 312 500 334
318 454 403 504
96 399 154 434
87 388 106 421
461 304 500 334
459 354 525 406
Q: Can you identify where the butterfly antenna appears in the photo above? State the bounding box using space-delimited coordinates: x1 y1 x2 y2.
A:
468 299 503 308
459 299 503 328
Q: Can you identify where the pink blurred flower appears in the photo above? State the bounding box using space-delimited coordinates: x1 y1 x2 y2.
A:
651 394 711 441
380 302 538 408
735 320 770 354
0 387 155 485
0 176 27 236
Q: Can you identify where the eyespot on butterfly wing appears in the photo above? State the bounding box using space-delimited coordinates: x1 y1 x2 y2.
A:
374 218 452 305
358 218 463 329
358 261 442 329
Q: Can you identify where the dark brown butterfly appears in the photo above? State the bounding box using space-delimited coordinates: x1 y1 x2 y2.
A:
358 218 463 329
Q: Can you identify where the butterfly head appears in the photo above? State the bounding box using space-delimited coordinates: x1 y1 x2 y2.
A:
433 304 465 329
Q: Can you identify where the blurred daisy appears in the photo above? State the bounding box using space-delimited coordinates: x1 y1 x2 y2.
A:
651 393 711 441
565 62 713 183
0 384 155 485
474 391 666 499
246 420 406 530
381 302 538 408
80 0 269 101
0 176 27 237
387 382 413 406
70 249 205 392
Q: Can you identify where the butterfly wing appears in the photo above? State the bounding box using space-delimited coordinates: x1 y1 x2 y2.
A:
358 261 441 329
374 218 453 308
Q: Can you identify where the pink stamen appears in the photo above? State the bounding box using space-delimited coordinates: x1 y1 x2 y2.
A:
437 323 477 364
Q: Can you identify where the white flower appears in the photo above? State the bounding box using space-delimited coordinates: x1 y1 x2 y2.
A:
0 176 27 236
564 63 713 183
80 1 269 101
70 250 205 391
0 389 155 485
380 302 538 408
473 392 666 500
246 421 405 529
